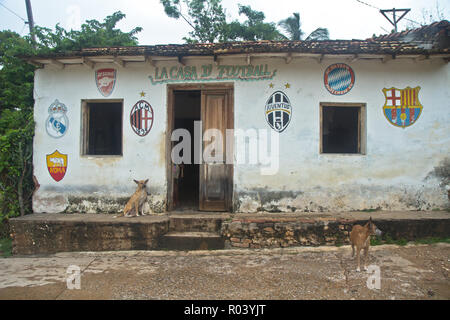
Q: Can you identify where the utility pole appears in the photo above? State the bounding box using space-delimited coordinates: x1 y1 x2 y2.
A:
25 0 36 47
380 8 411 32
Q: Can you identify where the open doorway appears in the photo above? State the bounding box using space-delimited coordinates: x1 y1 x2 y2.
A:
173 90 201 210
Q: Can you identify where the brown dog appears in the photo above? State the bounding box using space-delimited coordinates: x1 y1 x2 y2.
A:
350 217 382 272
115 179 149 218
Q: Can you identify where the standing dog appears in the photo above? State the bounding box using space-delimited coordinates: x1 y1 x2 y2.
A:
115 179 149 218
350 217 382 272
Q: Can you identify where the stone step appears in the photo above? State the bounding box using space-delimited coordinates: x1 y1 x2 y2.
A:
169 215 230 233
159 231 225 250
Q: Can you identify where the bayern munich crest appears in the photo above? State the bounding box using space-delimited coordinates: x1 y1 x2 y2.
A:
382 86 423 128
46 99 68 138
95 68 116 97
265 91 292 133
130 100 154 137
324 63 355 95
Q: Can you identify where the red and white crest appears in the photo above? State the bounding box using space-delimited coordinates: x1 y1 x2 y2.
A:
95 68 116 97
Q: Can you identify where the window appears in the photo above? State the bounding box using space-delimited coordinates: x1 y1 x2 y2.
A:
82 100 123 156
320 103 366 154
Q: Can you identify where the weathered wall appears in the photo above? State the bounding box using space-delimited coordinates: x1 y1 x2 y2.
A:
32 56 450 213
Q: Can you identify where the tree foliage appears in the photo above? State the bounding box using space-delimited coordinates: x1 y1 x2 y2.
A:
278 12 329 41
160 0 284 42
0 12 141 223
226 5 284 41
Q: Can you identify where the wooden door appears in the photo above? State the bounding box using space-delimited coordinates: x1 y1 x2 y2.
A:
199 90 233 211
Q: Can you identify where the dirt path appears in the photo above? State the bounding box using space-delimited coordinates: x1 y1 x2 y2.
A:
0 243 449 300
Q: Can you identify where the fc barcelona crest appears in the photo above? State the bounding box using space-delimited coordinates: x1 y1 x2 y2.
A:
265 91 292 133
382 86 423 128
46 99 68 138
130 100 154 136
95 68 116 97
46 150 68 182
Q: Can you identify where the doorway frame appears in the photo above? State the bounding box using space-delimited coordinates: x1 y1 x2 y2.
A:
166 83 234 212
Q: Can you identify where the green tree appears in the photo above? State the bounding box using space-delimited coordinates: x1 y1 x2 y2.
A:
0 12 142 224
161 0 227 43
225 5 284 41
278 12 329 40
160 0 284 42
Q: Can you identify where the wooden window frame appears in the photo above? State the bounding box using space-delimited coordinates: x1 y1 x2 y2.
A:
319 102 366 155
80 99 124 157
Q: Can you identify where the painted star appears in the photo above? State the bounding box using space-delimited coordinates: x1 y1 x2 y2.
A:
269 83 274 88
140 91 146 97
285 83 290 89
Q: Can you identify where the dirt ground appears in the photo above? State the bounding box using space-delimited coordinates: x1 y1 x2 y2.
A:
0 243 449 300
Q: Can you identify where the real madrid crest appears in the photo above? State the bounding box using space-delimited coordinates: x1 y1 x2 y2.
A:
265 91 292 133
46 99 68 138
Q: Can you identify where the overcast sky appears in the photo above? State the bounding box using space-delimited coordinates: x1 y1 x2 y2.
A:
0 0 449 44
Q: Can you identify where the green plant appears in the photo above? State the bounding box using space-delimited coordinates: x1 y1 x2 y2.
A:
0 238 12 258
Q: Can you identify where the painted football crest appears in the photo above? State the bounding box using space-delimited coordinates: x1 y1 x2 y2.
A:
95 68 116 97
265 91 292 133
382 86 423 128
130 100 154 137
324 63 355 95
46 99 68 138
46 150 68 182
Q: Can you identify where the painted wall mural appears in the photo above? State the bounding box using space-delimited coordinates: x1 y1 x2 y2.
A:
130 100 154 137
46 99 68 138
95 68 116 96
382 86 423 128
324 63 355 95
46 150 68 182
149 64 276 85
265 91 292 133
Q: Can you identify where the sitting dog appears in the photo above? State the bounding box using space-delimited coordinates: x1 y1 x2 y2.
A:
350 217 382 272
115 179 149 218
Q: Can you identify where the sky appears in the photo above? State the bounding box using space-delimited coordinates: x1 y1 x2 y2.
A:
0 0 449 44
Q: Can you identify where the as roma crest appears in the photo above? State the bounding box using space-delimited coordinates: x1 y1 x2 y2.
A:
265 91 292 133
95 68 116 97
46 150 67 182
382 86 423 128
130 100 154 136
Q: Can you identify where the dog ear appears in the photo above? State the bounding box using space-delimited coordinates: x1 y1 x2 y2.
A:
133 179 139 184
144 179 149 184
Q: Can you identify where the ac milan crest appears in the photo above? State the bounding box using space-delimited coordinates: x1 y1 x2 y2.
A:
46 150 68 182
324 63 355 95
46 99 68 138
382 86 423 128
265 91 292 133
130 100 154 136
95 68 116 97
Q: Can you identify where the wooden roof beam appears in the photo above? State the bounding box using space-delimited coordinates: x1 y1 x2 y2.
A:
113 56 125 68
82 57 95 69
48 59 65 70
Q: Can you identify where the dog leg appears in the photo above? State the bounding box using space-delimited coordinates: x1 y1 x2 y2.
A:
356 248 361 272
363 246 369 271
351 244 355 257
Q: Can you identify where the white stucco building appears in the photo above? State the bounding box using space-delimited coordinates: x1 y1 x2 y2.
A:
26 21 450 214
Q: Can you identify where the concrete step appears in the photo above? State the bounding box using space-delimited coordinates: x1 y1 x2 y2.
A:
169 215 230 233
159 231 225 250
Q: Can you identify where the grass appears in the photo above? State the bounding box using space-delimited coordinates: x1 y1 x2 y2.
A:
0 238 12 258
